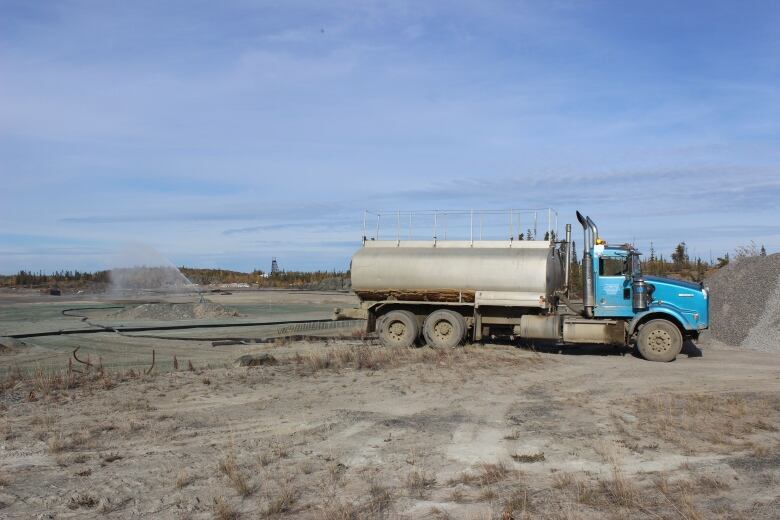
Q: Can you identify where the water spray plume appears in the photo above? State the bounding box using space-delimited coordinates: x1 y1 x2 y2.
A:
108 243 199 297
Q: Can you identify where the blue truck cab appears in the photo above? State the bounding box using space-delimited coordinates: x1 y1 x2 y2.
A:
592 245 709 337
576 211 709 361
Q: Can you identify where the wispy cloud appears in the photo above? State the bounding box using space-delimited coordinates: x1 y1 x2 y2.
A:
2 1 780 271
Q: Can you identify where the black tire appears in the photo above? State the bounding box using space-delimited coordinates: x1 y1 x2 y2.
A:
637 319 683 362
423 309 466 348
377 310 419 348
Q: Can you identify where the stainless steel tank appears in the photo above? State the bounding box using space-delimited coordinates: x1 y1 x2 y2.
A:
351 240 564 308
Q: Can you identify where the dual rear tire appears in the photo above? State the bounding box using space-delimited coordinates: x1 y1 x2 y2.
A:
376 309 466 349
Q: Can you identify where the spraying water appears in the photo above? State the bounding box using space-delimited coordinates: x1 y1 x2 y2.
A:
109 244 199 297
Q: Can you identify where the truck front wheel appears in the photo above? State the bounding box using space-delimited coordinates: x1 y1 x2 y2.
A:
637 319 683 362
423 310 466 348
377 310 419 348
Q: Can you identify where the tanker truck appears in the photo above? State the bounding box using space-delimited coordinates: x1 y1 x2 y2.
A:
335 209 709 362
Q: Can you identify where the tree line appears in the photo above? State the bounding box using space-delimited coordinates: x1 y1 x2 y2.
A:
0 267 348 289
565 239 769 294
179 267 348 288
2 270 110 286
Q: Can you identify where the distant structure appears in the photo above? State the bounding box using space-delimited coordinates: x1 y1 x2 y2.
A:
271 257 280 275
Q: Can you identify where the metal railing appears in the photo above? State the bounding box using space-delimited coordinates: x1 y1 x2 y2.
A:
362 208 558 243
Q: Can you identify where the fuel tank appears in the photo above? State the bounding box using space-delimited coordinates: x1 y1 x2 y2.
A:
351 240 564 308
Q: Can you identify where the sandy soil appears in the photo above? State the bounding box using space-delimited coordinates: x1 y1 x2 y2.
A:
1 292 779 519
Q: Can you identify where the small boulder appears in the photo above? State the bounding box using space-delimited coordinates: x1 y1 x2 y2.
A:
234 353 277 367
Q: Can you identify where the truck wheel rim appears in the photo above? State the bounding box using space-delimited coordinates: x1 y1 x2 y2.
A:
388 321 406 340
433 320 453 340
647 329 672 353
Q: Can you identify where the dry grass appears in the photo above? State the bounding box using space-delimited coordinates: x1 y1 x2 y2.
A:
292 344 540 374
67 493 98 510
321 499 360 520
752 444 770 457
621 392 780 453
695 474 730 492
600 460 639 509
175 469 193 489
547 465 725 519
367 479 394 514
47 429 96 454
218 451 252 497
2 362 147 398
405 468 437 498
263 480 298 517
511 452 545 463
427 506 454 519
551 472 601 505
501 488 534 517
448 460 516 487
258 438 290 467
213 496 240 520
652 473 708 520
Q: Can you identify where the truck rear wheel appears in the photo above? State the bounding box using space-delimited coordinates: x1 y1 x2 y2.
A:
423 310 466 348
377 310 419 348
637 319 683 362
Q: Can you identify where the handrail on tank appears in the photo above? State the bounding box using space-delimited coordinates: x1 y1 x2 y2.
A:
362 208 559 244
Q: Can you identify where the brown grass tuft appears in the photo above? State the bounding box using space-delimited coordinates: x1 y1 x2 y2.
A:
263 482 297 516
367 479 394 514
449 460 516 487
511 451 545 463
405 468 436 498
601 461 639 508
218 451 252 497
213 496 239 520
321 499 360 520
501 488 533 517
67 493 98 510
176 470 193 489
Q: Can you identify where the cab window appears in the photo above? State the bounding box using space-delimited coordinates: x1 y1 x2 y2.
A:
600 257 627 276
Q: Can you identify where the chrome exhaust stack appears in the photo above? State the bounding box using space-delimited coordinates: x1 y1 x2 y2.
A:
586 216 598 245
564 223 572 295
576 211 595 318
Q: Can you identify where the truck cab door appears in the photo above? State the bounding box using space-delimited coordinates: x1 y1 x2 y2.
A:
594 251 634 318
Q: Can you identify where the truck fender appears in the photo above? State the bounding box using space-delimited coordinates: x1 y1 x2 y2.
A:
627 309 688 337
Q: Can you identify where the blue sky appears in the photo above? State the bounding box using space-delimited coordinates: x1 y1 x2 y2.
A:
1 0 779 273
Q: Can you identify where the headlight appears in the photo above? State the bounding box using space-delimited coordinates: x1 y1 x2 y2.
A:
702 287 708 300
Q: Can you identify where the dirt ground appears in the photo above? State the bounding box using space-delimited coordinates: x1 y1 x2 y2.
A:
1 290 779 519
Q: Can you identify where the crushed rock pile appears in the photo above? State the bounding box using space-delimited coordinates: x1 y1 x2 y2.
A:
706 253 780 352
112 302 240 321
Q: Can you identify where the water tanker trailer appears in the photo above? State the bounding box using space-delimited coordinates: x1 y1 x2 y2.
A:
336 209 709 362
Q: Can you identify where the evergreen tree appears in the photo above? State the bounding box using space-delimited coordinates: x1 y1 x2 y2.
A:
671 242 689 269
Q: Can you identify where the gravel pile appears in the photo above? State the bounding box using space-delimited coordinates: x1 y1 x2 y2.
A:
706 253 780 351
112 302 240 321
